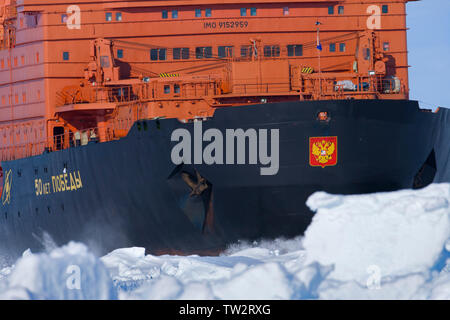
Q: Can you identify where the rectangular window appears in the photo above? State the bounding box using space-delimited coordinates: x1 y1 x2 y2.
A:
162 10 168 19
283 7 289 16
287 45 303 57
364 48 371 60
116 12 122 21
105 12 113 21
329 43 336 52
22 92 26 104
328 6 334 15
117 49 123 59
196 47 212 59
250 8 257 16
218 46 234 58
174 48 189 60
195 9 201 17
240 45 253 57
339 43 346 52
159 48 167 60
172 10 178 19
264 45 280 57
382 5 389 14
240 8 247 16
100 56 110 68
383 42 390 51
150 48 167 61
338 6 344 15
164 85 170 94
174 84 181 94
205 8 212 17
0 59 3 68
173 48 181 60
63 52 70 60
61 14 68 23
182 48 190 59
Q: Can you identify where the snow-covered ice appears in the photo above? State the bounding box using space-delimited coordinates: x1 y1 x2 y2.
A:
0 183 449 300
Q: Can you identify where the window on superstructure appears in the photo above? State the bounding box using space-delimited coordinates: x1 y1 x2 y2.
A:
218 46 234 58
164 85 170 94
382 5 389 14
105 12 113 22
287 45 303 57
174 84 181 94
150 48 167 61
22 93 26 104
240 45 254 58
196 47 212 59
1 59 4 69
283 7 289 16
61 14 68 24
383 42 390 51
250 8 257 16
116 12 122 21
364 48 370 60
117 49 124 59
21 55 24 65
63 52 70 61
328 6 334 15
205 9 212 17
195 9 202 17
173 48 190 60
14 57 18 67
264 45 280 58
172 10 178 19
1 96 5 105
240 8 247 16
338 6 344 15
162 10 168 19
181 48 190 59
329 43 336 52
339 43 346 52
100 56 110 68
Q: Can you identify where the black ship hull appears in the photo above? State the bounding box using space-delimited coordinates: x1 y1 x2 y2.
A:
1 99 449 259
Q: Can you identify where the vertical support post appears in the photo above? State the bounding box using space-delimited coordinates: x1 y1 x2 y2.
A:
97 115 107 142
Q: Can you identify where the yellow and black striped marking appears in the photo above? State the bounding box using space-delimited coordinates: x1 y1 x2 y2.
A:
301 67 314 74
159 73 180 78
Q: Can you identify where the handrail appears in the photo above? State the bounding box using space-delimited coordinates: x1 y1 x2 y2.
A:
0 123 126 162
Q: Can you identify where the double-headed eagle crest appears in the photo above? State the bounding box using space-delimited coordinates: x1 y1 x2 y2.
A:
310 137 338 168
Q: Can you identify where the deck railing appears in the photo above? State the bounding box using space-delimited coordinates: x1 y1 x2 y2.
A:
0 123 128 163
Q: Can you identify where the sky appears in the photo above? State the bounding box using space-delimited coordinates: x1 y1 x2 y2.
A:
407 0 450 109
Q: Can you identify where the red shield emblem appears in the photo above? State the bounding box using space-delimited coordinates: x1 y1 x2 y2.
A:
309 136 338 168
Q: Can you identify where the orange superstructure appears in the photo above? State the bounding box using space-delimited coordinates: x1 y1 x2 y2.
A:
0 0 416 162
